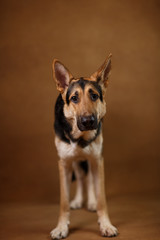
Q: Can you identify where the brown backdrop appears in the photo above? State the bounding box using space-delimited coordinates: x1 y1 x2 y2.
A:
0 0 160 204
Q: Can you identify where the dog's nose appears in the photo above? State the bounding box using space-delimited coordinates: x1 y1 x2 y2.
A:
81 115 95 128
77 114 97 131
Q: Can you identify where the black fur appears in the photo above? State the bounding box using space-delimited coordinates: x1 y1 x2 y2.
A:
91 81 103 102
66 85 73 105
79 160 88 174
72 160 89 181
54 94 72 144
77 77 86 90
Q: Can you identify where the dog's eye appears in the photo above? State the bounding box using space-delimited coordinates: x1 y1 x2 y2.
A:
90 93 99 101
71 95 79 103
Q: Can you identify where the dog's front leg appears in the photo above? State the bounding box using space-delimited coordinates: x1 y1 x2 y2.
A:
50 159 71 240
91 157 118 237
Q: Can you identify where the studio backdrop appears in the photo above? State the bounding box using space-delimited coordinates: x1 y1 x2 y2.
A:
0 0 159 204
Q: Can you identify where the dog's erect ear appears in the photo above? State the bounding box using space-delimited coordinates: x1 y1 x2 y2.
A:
52 59 73 93
90 54 112 88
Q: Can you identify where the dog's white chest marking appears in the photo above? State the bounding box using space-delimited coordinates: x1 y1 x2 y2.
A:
55 135 103 162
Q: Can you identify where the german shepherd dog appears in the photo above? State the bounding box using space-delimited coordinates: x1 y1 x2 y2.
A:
50 54 118 239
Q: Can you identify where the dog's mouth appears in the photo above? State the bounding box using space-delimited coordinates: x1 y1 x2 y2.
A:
77 114 98 131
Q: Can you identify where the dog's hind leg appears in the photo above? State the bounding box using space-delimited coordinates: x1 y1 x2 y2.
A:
50 159 72 240
87 162 97 211
70 161 84 209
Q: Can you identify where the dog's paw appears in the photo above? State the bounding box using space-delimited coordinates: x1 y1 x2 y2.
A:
87 200 97 212
99 223 118 237
98 216 118 237
70 199 83 209
50 224 69 239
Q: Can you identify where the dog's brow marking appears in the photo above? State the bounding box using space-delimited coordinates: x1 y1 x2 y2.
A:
75 91 78 95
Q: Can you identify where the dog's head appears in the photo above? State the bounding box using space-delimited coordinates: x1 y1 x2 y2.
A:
52 55 112 132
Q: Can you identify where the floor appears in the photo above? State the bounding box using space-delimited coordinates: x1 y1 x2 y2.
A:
1 193 160 240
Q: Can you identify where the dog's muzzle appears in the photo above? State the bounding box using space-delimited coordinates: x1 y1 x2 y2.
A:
77 114 98 131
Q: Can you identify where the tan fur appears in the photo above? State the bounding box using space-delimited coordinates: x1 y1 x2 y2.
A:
50 55 118 239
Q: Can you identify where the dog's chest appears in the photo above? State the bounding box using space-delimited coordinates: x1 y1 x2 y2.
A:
55 135 103 161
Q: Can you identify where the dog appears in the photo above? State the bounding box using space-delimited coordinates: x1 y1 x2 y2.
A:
50 54 118 239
